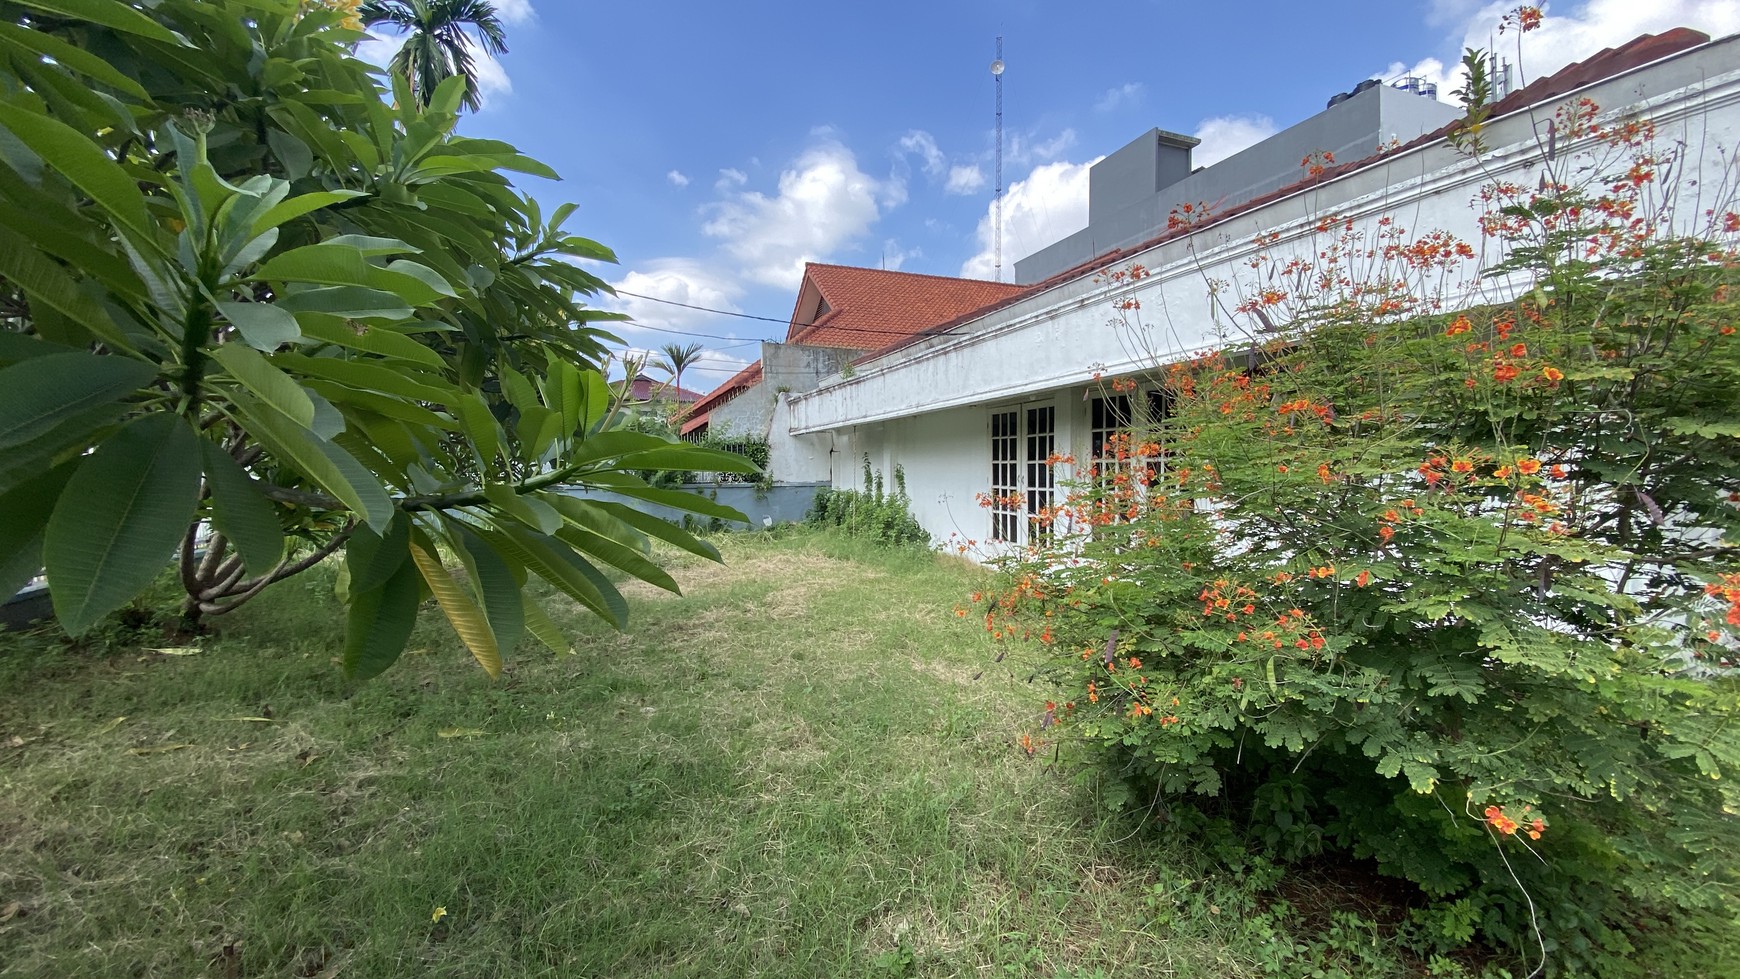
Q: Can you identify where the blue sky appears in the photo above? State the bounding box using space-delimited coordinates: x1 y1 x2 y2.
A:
362 1 1740 393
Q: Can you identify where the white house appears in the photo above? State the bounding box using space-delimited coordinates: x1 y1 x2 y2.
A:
773 27 1740 557
680 263 1023 483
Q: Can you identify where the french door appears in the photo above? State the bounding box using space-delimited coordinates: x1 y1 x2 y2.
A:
989 403 1055 545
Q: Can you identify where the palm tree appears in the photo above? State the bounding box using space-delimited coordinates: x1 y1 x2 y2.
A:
361 0 508 113
656 342 705 398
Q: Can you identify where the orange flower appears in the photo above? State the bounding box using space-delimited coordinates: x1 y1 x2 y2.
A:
1484 805 1520 835
1509 343 1528 357
1445 315 1472 336
1355 570 1371 588
1451 459 1474 474
1517 458 1542 475
1542 366 1565 383
1378 525 1395 543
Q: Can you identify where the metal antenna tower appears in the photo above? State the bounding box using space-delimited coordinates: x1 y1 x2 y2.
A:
991 36 1005 282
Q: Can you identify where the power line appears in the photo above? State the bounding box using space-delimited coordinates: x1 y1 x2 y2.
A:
615 290 790 325
678 362 763 374
618 320 776 342
612 287 984 340
609 351 760 374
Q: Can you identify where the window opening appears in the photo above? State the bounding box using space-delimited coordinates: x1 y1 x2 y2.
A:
1024 405 1056 540
989 409 1020 542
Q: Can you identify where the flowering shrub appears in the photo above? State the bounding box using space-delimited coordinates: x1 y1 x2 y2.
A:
983 93 1740 975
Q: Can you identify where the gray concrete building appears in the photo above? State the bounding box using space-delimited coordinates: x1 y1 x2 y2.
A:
1015 81 1463 283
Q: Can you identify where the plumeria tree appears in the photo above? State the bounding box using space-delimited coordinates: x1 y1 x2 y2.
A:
982 48 1740 979
0 0 753 678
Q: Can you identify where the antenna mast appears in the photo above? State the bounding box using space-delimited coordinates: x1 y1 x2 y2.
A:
991 36 1005 282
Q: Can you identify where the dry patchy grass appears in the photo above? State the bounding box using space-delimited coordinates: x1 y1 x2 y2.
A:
0 529 1352 979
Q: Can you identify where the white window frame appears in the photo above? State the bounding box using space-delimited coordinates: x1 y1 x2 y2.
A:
1082 387 1174 526
987 402 1058 546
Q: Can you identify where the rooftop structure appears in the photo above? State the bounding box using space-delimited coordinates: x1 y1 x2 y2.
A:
1015 79 1462 282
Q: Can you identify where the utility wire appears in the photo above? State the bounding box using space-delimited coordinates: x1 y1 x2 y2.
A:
617 319 776 342
615 290 790 325
613 288 976 339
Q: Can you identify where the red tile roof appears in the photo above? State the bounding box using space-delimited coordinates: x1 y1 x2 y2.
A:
851 28 1712 365
679 264 1025 434
680 361 761 435
623 373 703 404
787 264 1027 349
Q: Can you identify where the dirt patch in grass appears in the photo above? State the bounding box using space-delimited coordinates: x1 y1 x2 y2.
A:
906 655 990 688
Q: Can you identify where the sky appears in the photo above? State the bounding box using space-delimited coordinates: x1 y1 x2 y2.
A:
359 1 1740 394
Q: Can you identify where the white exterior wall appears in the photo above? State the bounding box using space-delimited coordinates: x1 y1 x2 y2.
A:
766 393 833 484
786 36 1740 552
836 396 1079 557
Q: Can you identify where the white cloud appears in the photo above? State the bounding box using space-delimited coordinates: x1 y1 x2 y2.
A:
355 32 404 75
960 158 1101 280
600 262 761 396
897 130 947 176
879 239 921 271
1481 0 1740 87
1095 82 1145 113
1192 114 1280 168
492 0 537 26
1009 129 1078 164
666 170 691 188
716 168 748 190
1378 55 1454 101
606 259 746 336
1389 0 1740 105
701 141 887 289
945 164 986 195
466 39 512 102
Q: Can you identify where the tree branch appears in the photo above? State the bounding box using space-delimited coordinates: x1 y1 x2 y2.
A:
216 522 359 608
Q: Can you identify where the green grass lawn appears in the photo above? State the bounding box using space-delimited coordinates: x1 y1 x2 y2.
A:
1 530 1422 978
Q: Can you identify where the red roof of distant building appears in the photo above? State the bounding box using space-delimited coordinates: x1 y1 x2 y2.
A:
851 28 1712 365
680 264 1024 434
680 361 761 435
786 264 1028 350
622 373 703 404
